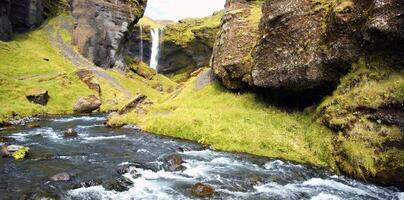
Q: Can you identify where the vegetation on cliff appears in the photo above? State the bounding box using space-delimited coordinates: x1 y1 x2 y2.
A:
0 15 176 124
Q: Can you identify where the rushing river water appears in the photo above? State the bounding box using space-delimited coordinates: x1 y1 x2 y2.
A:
0 115 403 200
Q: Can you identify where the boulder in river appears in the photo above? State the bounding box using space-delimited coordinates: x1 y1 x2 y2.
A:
64 129 78 138
73 95 102 113
163 153 186 171
190 183 215 198
26 90 49 106
105 177 134 192
50 172 70 182
247 175 263 186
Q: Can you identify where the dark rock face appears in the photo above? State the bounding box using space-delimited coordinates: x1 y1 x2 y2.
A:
71 0 147 71
73 95 102 113
0 0 49 41
363 0 404 59
156 12 223 74
0 0 12 41
26 90 49 106
9 0 45 33
211 1 261 90
129 25 152 63
253 0 347 91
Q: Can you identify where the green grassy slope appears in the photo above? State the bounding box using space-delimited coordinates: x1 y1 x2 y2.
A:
109 69 337 169
0 15 177 123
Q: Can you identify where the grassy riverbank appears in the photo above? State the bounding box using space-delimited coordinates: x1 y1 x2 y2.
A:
108 71 337 169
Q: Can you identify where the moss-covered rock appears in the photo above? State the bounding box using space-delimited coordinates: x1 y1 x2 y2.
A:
158 11 224 74
318 57 404 187
211 1 262 90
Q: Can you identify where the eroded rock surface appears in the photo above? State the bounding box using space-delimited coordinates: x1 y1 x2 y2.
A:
211 1 261 89
71 0 147 71
73 95 102 113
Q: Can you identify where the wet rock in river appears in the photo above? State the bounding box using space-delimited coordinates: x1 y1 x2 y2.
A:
64 129 78 138
117 164 131 175
105 177 134 192
70 179 102 190
247 175 263 186
50 172 70 182
190 183 215 198
163 153 186 171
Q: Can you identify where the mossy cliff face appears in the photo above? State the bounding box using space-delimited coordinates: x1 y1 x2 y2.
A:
71 0 147 71
212 0 404 187
157 12 223 74
211 0 262 89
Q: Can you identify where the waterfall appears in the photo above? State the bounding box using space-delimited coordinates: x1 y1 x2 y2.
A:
139 25 144 62
150 28 162 70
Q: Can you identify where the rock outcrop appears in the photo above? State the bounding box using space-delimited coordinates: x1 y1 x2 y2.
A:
73 95 102 113
212 0 404 187
0 0 12 41
0 0 49 41
158 13 223 74
71 0 147 71
26 89 50 106
211 1 261 89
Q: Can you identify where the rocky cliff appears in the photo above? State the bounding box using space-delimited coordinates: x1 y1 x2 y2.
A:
0 0 50 41
212 0 404 187
211 0 262 90
157 12 223 74
71 0 147 71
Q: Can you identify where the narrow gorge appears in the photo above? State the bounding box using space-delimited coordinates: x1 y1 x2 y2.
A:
0 0 403 199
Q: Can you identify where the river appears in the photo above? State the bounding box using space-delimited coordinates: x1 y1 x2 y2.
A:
0 115 402 200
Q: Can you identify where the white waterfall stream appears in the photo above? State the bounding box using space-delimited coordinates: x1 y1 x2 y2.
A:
150 28 162 70
139 25 144 62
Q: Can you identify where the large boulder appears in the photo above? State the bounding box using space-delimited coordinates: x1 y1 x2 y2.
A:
71 0 148 71
211 1 261 89
26 89 50 106
252 0 353 91
73 95 102 113
363 0 404 59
